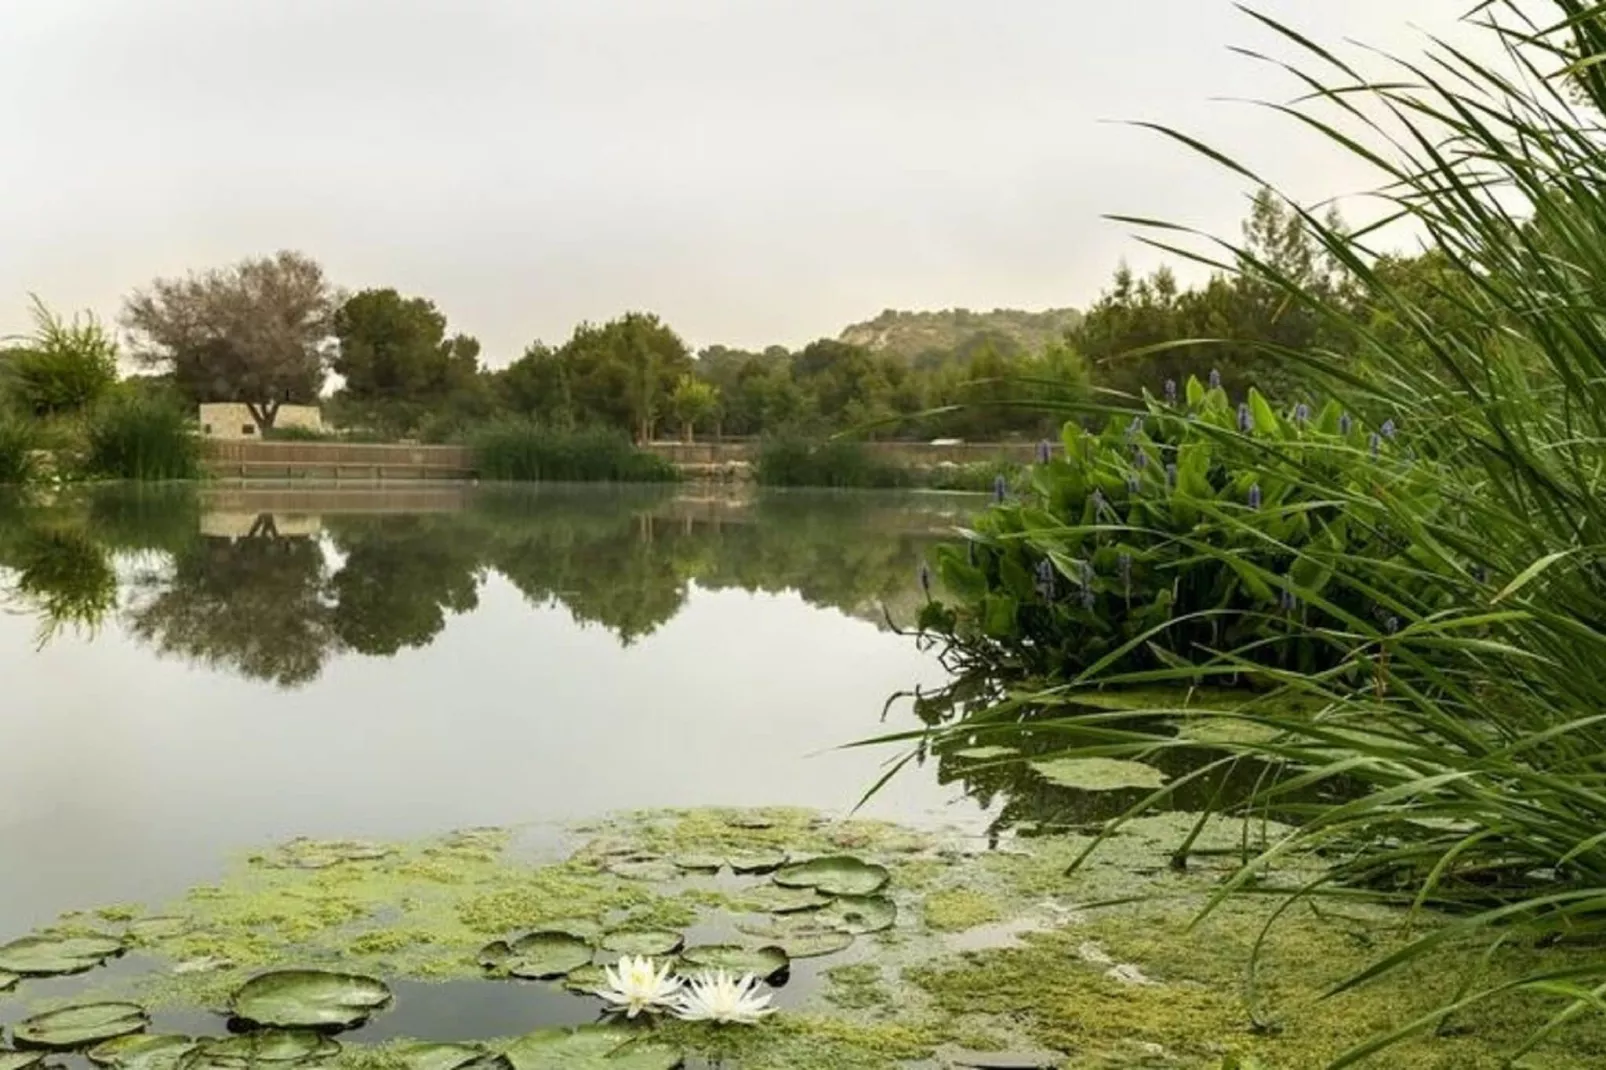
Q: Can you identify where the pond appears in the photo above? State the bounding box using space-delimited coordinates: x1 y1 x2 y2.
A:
0 483 997 940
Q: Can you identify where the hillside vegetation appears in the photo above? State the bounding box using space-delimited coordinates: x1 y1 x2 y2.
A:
838 307 1083 362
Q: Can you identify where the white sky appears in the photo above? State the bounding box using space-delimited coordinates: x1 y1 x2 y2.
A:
0 0 1483 364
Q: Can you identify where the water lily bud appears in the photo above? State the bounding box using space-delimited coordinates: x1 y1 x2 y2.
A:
1209 369 1222 390
1164 379 1178 404
1237 403 1252 433
1247 483 1262 509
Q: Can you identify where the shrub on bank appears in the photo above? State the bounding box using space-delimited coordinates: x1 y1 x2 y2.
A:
917 377 1442 682
0 418 41 485
754 435 908 489
82 396 202 481
470 422 678 483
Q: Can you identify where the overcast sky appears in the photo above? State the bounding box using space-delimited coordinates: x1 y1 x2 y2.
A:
0 0 1478 365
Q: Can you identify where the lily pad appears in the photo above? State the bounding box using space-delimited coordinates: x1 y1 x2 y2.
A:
954 746 1019 761
14 1002 149 1050
494 932 593 980
678 944 789 982
736 886 831 915
773 856 890 896
391 1043 508 1070
727 850 787 874
670 853 725 872
1028 757 1168 792
0 933 125 976
88 1035 197 1070
260 839 394 870
560 964 609 994
503 1026 680 1070
734 922 855 959
531 919 603 942
604 860 679 883
817 895 897 934
598 930 683 957
0 1053 45 1070
179 1033 341 1070
229 970 392 1030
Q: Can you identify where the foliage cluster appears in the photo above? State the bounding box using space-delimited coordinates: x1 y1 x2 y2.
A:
469 422 679 484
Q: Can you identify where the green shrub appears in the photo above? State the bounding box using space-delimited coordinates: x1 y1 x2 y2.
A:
2 297 118 418
754 435 907 488
83 396 202 480
918 459 1024 492
0 418 41 485
470 422 678 483
917 378 1440 682
264 424 334 442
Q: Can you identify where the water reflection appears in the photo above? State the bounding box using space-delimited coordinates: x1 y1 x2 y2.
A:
0 484 969 687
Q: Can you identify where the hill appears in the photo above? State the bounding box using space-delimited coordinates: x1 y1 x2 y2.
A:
837 307 1082 361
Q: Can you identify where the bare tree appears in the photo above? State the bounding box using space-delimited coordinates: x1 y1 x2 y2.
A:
121 251 337 431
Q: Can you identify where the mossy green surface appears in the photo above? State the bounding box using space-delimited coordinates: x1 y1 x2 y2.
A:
9 808 1606 1069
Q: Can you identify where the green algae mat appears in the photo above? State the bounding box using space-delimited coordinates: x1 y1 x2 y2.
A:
2 808 1604 1069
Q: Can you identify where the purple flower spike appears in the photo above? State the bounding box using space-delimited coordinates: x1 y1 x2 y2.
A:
1035 558 1056 599
1237 403 1252 433
993 474 1008 502
1126 475 1140 495
1340 412 1353 435
1381 418 1397 439
1247 483 1262 509
1036 439 1053 465
1280 588 1298 611
1386 616 1401 635
1209 369 1222 390
1294 402 1310 424
1369 432 1381 458
1165 463 1178 488
1133 448 1148 470
1164 379 1178 404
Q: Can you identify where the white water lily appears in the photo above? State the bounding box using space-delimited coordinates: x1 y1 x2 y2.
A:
595 955 683 1018
673 970 777 1025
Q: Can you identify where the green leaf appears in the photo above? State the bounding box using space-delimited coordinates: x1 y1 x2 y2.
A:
816 895 897 934
485 932 595 980
678 944 789 982
0 933 124 976
1491 550 1571 604
502 1027 679 1070
179 1032 342 1070
1185 375 1206 406
13 1003 149 1050
773 856 891 896
1248 388 1279 434
598 930 684 957
229 970 392 1029
88 1036 197 1070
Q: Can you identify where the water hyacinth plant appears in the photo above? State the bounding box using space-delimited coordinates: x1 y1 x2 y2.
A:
894 2 1606 1063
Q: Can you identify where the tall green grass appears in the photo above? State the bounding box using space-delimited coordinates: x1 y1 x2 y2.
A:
754 435 908 488
0 418 41 485
470 422 678 483
879 3 1606 1063
83 396 202 480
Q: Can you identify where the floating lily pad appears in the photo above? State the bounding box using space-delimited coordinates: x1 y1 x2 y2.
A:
502 1026 680 1070
1028 757 1168 792
124 917 189 943
391 1043 508 1070
229 970 392 1030
727 850 788 874
954 746 1019 761
0 1052 45 1070
604 860 679 882
14 1002 149 1050
560 964 609 994
260 839 394 870
678 944 789 982
88 1035 197 1070
598 930 683 957
179 1032 340 1070
817 895 897 934
490 933 593 980
0 933 125 976
670 853 725 872
736 886 831 915
734 922 855 959
532 919 603 942
773 856 890 896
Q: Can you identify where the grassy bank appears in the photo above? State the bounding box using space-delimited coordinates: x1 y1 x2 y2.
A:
469 422 679 483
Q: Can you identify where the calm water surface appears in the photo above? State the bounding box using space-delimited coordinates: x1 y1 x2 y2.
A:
0 483 995 939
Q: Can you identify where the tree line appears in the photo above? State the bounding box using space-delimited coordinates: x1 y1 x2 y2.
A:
2 189 1455 445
